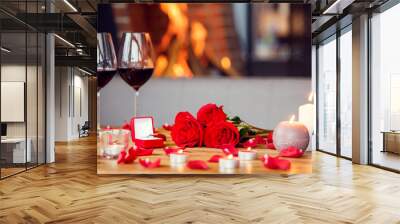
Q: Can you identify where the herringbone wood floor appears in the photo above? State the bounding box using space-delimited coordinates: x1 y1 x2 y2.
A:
1 136 400 224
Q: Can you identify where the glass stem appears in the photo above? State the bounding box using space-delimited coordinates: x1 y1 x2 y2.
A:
134 90 139 117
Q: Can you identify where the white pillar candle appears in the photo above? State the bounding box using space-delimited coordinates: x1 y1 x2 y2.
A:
298 103 315 133
219 154 238 169
170 150 188 166
103 144 124 158
273 115 310 151
238 147 257 161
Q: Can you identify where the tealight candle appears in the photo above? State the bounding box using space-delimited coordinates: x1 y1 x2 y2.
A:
170 150 188 166
238 147 257 161
219 154 238 170
103 144 124 158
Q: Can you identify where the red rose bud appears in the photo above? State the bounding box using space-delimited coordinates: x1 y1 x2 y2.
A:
121 122 131 131
117 150 127 164
279 146 304 158
171 112 203 147
124 147 137 164
219 144 239 156
263 156 291 170
266 143 276 150
162 123 173 131
204 121 239 148
267 132 273 144
242 138 258 148
208 155 223 163
187 160 209 170
197 103 227 127
139 158 161 168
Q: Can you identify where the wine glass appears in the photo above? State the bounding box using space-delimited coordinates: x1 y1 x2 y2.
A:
97 33 117 91
97 33 117 130
117 32 154 116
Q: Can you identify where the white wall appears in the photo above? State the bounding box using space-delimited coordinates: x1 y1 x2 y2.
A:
100 76 312 130
54 67 89 141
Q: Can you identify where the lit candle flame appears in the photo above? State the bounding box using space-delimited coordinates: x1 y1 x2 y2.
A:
289 115 295 123
247 147 251 151
308 92 314 102
145 158 150 163
178 150 183 154
227 154 233 159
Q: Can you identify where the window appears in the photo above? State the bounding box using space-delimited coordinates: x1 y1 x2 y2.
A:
370 3 400 171
317 36 337 154
339 28 352 158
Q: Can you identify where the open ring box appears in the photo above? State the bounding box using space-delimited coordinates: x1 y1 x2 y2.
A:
130 116 165 149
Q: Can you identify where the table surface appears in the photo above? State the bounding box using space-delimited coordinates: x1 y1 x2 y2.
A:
97 129 313 175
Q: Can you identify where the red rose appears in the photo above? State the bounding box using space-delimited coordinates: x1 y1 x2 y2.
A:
204 121 240 148
197 103 227 127
171 112 203 147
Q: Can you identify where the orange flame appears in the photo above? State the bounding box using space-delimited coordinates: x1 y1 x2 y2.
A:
308 92 314 102
289 115 295 123
191 21 207 57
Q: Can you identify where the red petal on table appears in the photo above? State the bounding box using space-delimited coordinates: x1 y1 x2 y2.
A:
259 154 268 162
279 146 304 158
136 148 154 156
219 144 238 156
263 156 291 170
242 139 257 148
266 143 276 150
139 158 161 168
117 151 127 164
121 122 131 131
255 135 267 144
187 160 209 170
124 147 137 164
267 132 273 143
153 133 167 141
163 146 184 156
162 123 173 131
208 155 222 163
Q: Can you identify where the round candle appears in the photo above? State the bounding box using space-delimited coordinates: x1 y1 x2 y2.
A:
219 154 238 169
103 144 124 158
238 147 257 161
273 116 309 151
170 150 188 166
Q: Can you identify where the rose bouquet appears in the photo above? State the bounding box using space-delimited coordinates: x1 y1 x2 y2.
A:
169 103 272 148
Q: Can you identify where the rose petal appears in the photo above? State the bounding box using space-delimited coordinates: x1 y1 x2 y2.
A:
162 123 173 131
279 146 304 158
163 146 184 156
136 148 154 156
242 139 258 148
266 143 276 150
187 160 209 170
219 144 238 156
139 158 161 168
263 156 291 170
122 122 131 131
124 148 137 164
208 155 223 163
117 151 127 164
267 132 273 143
255 135 267 144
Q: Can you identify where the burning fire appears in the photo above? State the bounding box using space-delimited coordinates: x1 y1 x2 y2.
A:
308 92 314 102
289 115 295 123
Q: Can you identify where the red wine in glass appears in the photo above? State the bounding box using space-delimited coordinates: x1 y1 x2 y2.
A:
118 68 153 91
97 70 116 91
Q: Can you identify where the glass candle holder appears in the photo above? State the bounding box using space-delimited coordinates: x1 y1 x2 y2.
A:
99 128 131 159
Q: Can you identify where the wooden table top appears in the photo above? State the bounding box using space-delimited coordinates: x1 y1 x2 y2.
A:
97 129 312 175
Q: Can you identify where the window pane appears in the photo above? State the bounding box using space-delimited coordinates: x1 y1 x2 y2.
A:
340 29 352 158
318 37 337 154
371 3 400 171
